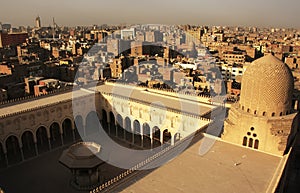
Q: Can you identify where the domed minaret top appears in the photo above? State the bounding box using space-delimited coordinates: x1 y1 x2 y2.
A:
239 54 294 117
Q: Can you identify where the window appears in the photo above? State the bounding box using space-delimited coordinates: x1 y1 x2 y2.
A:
243 137 247 146
262 112 266 116
254 140 259 149
248 138 253 148
272 112 275 117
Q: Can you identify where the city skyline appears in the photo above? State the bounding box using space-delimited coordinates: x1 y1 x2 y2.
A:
1 0 300 28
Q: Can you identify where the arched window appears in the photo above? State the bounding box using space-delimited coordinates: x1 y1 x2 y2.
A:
242 137 247 146
242 106 244 110
272 112 275 117
280 112 283 116
254 139 259 149
254 110 257 115
248 138 253 148
247 109 250 113
262 112 266 116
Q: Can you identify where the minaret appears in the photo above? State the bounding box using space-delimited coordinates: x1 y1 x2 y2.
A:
52 17 56 40
35 15 41 28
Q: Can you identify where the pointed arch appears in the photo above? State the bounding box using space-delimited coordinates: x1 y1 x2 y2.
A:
133 120 141 146
50 122 62 149
124 117 132 142
116 114 124 139
109 111 116 136
6 135 22 165
0 142 5 168
74 115 83 140
36 126 49 154
21 131 35 159
142 123 151 149
163 129 172 144
152 126 161 148
62 118 74 144
86 111 100 136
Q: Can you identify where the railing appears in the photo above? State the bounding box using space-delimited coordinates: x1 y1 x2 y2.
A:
0 87 93 119
0 86 79 108
104 80 213 99
0 80 214 121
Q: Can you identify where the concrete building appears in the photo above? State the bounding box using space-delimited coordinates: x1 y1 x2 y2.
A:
121 28 135 40
222 51 246 64
220 62 244 81
0 32 28 48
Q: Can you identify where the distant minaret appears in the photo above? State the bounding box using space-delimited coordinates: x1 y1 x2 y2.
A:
52 17 56 40
35 15 41 28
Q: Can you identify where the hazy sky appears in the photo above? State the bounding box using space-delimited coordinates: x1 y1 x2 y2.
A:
1 0 300 28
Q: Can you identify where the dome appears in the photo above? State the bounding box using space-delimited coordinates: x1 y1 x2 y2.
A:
239 54 294 117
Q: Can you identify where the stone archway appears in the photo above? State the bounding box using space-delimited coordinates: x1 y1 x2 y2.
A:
101 109 108 133
174 133 181 144
163 129 172 145
74 115 83 140
86 111 100 136
125 117 132 142
0 142 6 168
36 126 49 154
6 135 22 165
152 126 161 148
109 112 116 136
21 131 36 159
142 123 151 149
116 114 124 139
50 122 62 149
62 118 74 144
133 120 141 146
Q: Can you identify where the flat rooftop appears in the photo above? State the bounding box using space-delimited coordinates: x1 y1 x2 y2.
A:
0 83 216 118
0 89 89 118
119 137 283 193
94 83 215 117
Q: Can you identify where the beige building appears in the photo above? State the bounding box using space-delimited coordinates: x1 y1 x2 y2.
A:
222 51 246 64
